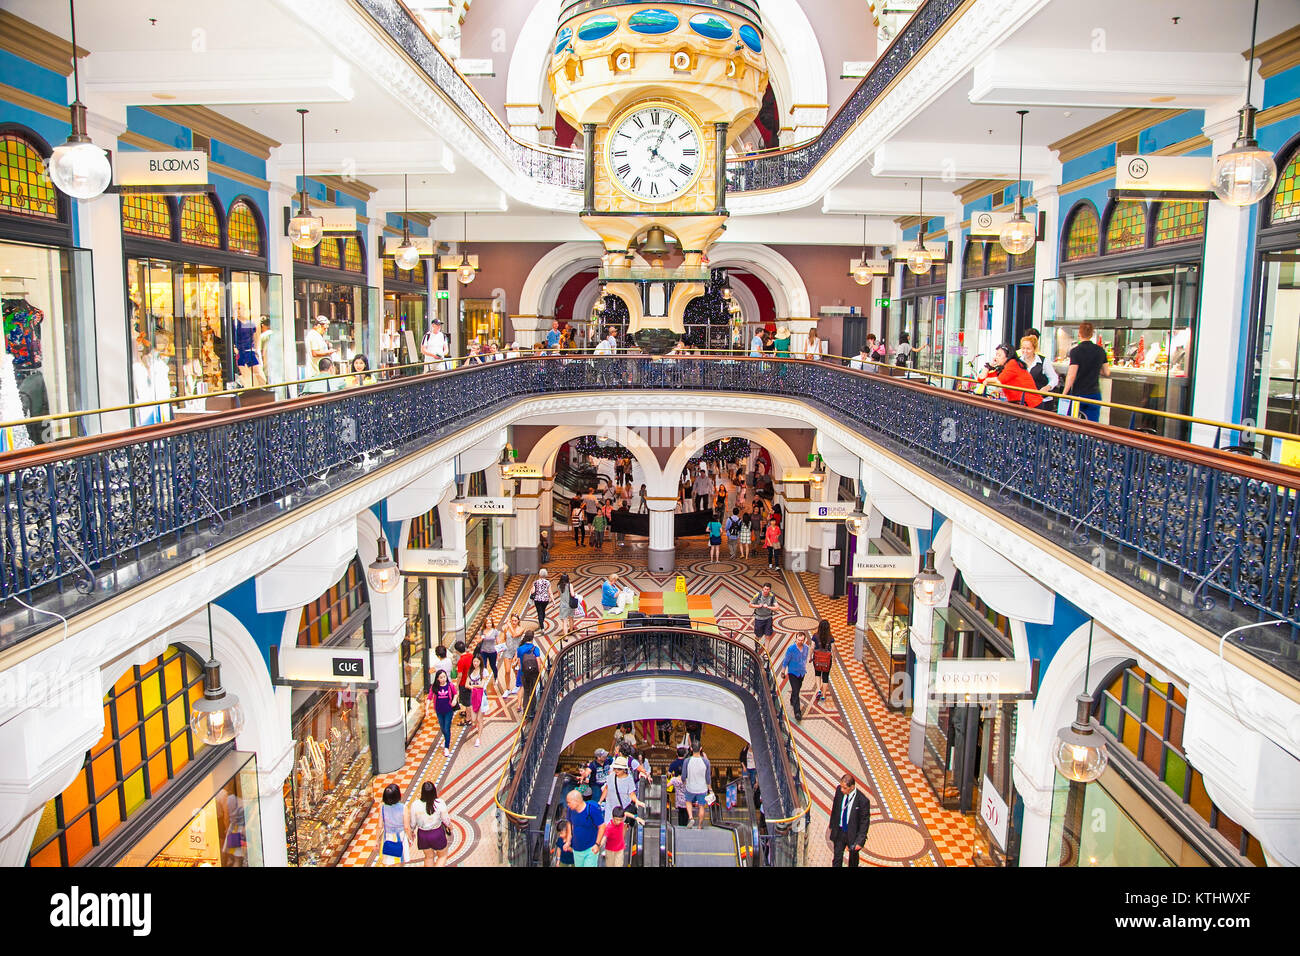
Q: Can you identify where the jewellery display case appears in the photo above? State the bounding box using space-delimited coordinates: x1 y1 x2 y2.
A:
284 692 373 867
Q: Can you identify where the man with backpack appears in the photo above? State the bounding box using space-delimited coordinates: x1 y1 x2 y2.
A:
516 634 544 715
724 507 742 559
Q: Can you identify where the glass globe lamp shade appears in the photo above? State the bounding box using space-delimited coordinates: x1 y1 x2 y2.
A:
1053 695 1108 783
998 214 1037 256
906 244 933 276
852 262 873 286
456 256 476 285
394 239 420 271
48 138 112 200
1212 141 1277 207
912 548 948 607
367 536 400 594
288 209 323 250
190 661 245 745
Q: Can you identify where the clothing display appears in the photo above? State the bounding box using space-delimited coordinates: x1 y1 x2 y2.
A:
234 317 260 367
18 369 49 444
0 349 33 452
2 296 42 368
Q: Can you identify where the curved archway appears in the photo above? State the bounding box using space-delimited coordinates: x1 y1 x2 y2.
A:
707 243 810 316
659 426 801 499
518 241 605 317
524 423 665 494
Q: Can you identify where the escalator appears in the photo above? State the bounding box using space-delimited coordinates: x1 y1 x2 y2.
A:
659 774 761 868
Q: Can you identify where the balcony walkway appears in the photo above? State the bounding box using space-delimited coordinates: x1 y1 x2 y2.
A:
336 537 985 867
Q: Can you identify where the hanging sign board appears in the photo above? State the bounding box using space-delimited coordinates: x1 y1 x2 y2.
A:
383 235 437 257
933 658 1033 697
807 502 856 522
318 206 358 232
112 150 209 191
401 548 467 577
848 553 913 581
846 258 892 278
275 646 372 685
502 463 543 480
980 775 1009 849
456 496 516 516
969 209 1013 237
437 254 480 272
1115 154 1213 192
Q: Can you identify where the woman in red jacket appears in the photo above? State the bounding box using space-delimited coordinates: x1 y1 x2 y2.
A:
984 344 1044 408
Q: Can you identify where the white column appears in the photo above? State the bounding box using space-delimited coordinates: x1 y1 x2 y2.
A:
788 317 816 357
1012 761 1057 867
365 215 384 366
815 471 839 594
511 315 548 348
254 749 293 867
1190 107 1257 447
80 108 129 431
944 215 964 376
267 178 299 392
1031 182 1061 341
511 491 541 574
368 559 407 774
851 526 873 661
907 601 938 767
438 499 468 640
647 499 677 572
780 498 811 572
507 105 543 144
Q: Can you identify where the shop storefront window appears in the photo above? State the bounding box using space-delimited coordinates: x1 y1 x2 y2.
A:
1047 772 1173 867
464 514 501 622
461 296 504 354
383 258 428 370
292 233 376 379
403 576 431 740
955 287 1003 378
227 199 262 257
28 645 207 866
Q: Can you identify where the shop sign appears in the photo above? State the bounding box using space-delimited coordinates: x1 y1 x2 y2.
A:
782 470 813 484
113 150 208 186
933 658 1032 697
1115 154 1213 193
969 209 1013 237
980 775 1009 849
808 502 855 522
383 235 436 257
277 646 371 684
848 553 913 581
401 548 467 576
437 254 480 271
457 496 515 516
318 206 358 232
502 463 543 480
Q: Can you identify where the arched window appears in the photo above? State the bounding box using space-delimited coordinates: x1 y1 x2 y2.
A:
1062 202 1100 262
122 193 174 240
382 256 396 280
343 236 364 273
226 198 262 256
179 194 221 248
1151 201 1207 246
318 238 341 269
27 645 207 866
298 558 366 647
292 243 316 265
1104 200 1147 254
986 241 1009 275
1011 242 1036 272
1269 147 1299 225
408 506 443 550
0 131 58 220
962 240 984 280
413 259 427 284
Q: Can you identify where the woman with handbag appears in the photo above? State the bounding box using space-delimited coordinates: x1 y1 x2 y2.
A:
429 670 457 757
466 652 489 747
556 572 575 637
379 783 409 867
407 781 451 867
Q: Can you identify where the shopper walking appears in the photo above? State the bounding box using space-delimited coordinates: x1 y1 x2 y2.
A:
692 469 714 514
750 582 777 646
379 783 409 866
764 517 782 570
810 619 834 704
591 507 607 550
706 512 723 563
408 781 451 867
429 670 457 756
555 572 575 637
477 614 500 680
499 613 525 696
466 652 489 746
780 632 810 720
571 497 586 546
738 512 754 560
682 743 712 829
563 789 606 868
516 632 544 714
637 483 648 514
1062 321 1110 422
532 568 552 630
827 774 871 868
724 508 742 559
454 639 473 726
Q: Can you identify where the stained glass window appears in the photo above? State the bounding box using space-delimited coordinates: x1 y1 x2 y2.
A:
1012 241 1036 272
986 241 1009 274
227 199 262 256
298 558 366 647
27 645 206 867
319 238 341 270
408 506 443 550
293 243 315 265
0 132 58 220
413 260 427 285
962 241 984 279
1104 200 1147 253
344 237 364 273
1152 201 1207 245
1063 202 1100 262
1096 664 1265 866
1268 149 1299 225
122 193 173 240
383 256 396 280
179 194 220 247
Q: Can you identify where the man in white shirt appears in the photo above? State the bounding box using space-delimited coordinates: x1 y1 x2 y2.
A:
421 317 450 371
593 328 617 355
305 316 332 375
849 345 872 371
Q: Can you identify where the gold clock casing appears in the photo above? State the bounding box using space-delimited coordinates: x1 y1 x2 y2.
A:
602 99 705 207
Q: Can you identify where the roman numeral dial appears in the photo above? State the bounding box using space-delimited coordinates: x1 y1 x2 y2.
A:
605 105 702 203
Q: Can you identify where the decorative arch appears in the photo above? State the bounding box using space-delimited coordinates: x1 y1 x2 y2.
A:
1267 138 1300 226
1060 200 1100 263
505 0 563 143
122 193 175 241
0 125 63 222
1102 199 1147 254
961 238 982 281
179 193 222 248
518 240 607 317
344 235 365 273
660 426 801 498
705 243 810 317
226 196 265 257
757 0 830 145
1151 200 1207 246
524 423 663 495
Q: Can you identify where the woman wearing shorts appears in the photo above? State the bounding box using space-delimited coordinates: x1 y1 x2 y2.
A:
466 652 489 746
477 614 500 679
499 613 524 696
738 513 753 560
407 781 450 867
707 514 723 563
810 618 834 703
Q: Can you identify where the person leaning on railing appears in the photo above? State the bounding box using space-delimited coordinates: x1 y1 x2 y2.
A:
975 344 1043 409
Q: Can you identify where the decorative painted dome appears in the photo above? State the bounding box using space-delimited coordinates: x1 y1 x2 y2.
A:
688 13 733 40
627 9 680 35
577 13 620 42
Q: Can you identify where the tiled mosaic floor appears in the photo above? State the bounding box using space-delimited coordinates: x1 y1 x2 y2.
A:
340 536 985 866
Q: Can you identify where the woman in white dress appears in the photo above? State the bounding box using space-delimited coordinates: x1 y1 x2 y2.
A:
803 328 827 362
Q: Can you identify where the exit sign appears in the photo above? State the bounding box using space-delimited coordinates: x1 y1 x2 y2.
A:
436 291 450 300
875 297 891 308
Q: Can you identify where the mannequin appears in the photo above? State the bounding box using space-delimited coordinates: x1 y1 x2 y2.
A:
3 281 47 444
0 349 34 451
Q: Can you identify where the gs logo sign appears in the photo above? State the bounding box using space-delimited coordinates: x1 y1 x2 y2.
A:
1126 157 1150 180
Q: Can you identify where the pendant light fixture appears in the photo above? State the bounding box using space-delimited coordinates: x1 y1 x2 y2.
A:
47 0 111 200
1212 0 1277 206
906 178 933 276
366 534 400 594
853 215 874 286
912 548 948 608
456 212 476 285
394 174 420 271
1053 621 1109 783
287 108 324 250
999 110 1037 256
190 604 245 746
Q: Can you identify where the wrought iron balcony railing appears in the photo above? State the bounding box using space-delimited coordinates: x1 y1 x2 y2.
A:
357 0 963 195
492 623 810 867
2 356 1297 681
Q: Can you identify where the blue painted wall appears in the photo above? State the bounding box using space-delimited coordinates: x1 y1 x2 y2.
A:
1024 593 1089 677
215 578 288 672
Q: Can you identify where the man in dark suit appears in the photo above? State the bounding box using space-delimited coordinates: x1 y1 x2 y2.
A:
827 773 870 867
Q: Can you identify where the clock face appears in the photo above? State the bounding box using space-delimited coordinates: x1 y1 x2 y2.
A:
606 105 702 203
